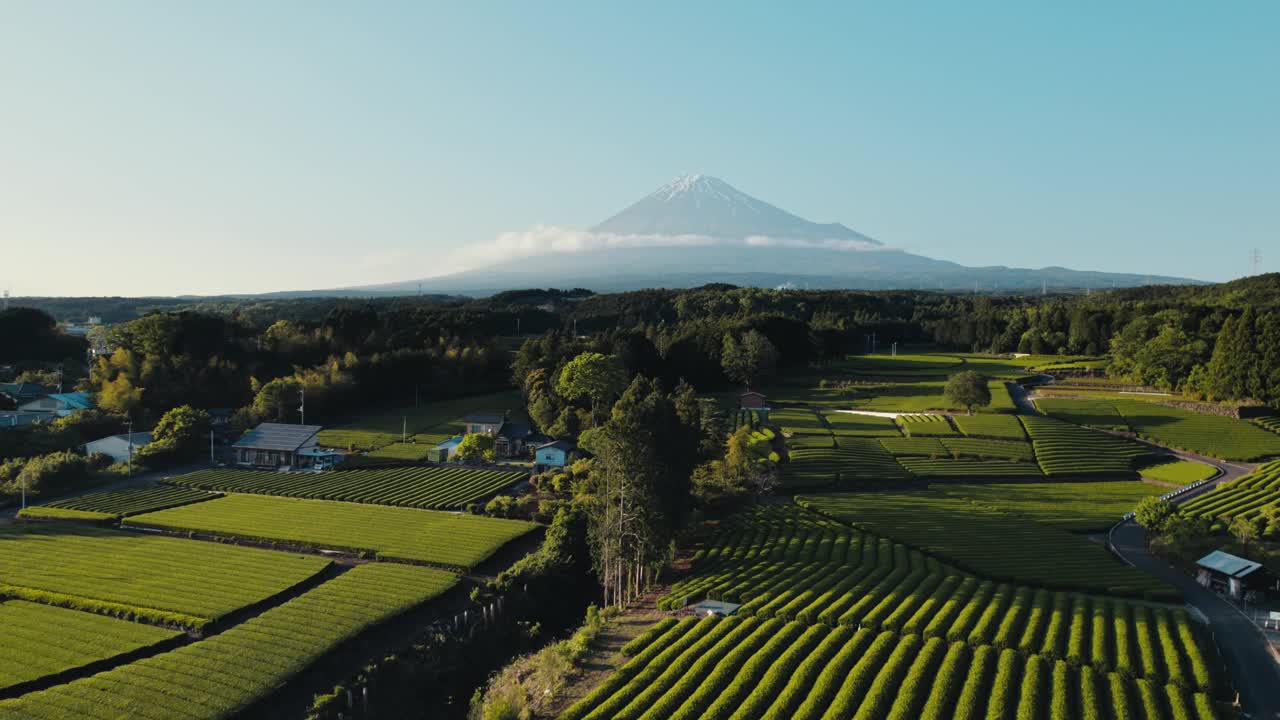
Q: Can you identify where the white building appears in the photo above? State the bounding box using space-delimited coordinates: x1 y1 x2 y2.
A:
84 432 153 464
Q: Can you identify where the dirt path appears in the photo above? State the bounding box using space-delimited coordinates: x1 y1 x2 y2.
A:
541 593 669 718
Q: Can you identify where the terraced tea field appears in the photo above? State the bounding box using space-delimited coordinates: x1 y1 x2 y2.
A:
0 601 181 693
572 505 1217 720
0 564 456 719
316 390 521 451
820 412 901 437
0 524 331 629
798 492 1170 597
1140 460 1219 485
1182 460 1280 533
782 439 909 489
1251 414 1280 435
897 414 960 437
879 437 947 456
29 484 218 520
954 413 1028 440
770 407 828 434
1037 398 1132 431
1020 415 1154 477
940 437 1035 461
128 493 536 570
895 458 1043 480
166 465 526 511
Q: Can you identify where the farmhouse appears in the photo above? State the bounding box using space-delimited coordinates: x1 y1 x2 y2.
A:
1195 550 1277 599
739 391 769 410
234 423 342 470
84 432 153 464
18 392 95 417
463 411 542 458
534 440 578 469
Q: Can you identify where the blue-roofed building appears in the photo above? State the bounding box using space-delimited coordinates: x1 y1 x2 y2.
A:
534 440 578 469
18 392 95 417
1195 550 1277 599
430 436 464 463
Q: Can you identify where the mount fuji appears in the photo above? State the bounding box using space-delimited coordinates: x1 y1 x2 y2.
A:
355 174 1200 296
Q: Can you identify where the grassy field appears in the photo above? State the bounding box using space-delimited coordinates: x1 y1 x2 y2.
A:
316 390 521 451
0 524 330 628
0 600 181 693
34 484 219 519
1020 415 1154 477
937 481 1165 532
0 564 456 720
571 505 1218 720
166 465 527 511
1181 460 1280 533
897 414 960 437
821 412 901 437
798 492 1170 597
1039 397 1280 461
128 493 536 570
1139 460 1219 485
953 413 1028 440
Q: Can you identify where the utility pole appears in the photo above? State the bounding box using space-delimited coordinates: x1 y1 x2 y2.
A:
1251 249 1262 276
299 386 305 425
516 317 521 336
402 416 407 444
210 430 215 465
126 419 134 478
891 342 898 357
1041 281 1047 296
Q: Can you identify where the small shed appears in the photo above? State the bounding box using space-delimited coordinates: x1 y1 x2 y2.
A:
535 440 577 469
738 391 768 410
1195 550 1275 599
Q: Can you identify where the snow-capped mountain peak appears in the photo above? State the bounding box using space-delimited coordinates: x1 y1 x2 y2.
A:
593 174 881 245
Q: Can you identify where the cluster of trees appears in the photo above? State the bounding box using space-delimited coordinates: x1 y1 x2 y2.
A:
1136 496 1280 556
0 308 86 365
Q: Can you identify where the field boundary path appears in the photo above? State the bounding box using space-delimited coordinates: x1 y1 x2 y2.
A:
1109 451 1280 718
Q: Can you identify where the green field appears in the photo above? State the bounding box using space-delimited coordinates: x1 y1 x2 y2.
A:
365 441 437 461
1037 398 1132 431
1139 461 1219 485
953 413 1028 440
0 564 456 720
1020 415 1154 477
821 412 901 437
0 524 330 629
128 493 536 570
572 505 1218 720
937 481 1165 532
316 390 521 451
895 458 1044 480
33 484 219 519
0 601 181 693
1040 397 1280 461
166 465 526 511
1251 414 1280 435
1182 460 1280 533
897 414 960 437
798 492 1170 597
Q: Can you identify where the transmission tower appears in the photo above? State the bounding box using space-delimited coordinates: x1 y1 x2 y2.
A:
1251 249 1262 275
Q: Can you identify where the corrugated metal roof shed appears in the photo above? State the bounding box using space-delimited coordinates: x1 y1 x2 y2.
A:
234 423 322 451
1196 550 1263 578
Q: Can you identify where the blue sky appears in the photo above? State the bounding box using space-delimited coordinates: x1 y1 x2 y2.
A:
2 2 1276 296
